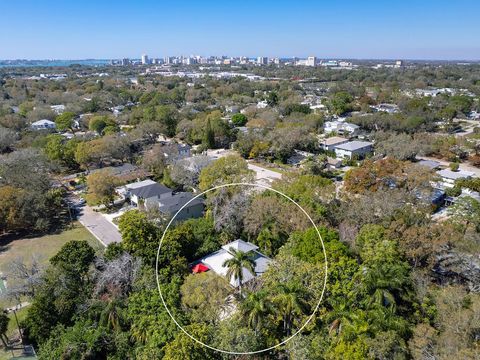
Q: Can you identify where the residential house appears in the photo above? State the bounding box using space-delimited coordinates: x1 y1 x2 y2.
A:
287 149 315 166
370 103 399 114
50 104 66 114
256 100 268 109
310 104 326 113
31 119 56 131
320 136 349 151
417 159 441 170
324 119 360 136
225 105 240 114
197 239 272 287
469 111 480 120
436 169 475 188
334 141 373 159
122 179 204 220
327 157 343 169
156 192 204 221
110 105 125 116
446 189 480 206
126 180 172 208
176 143 192 158
90 164 150 183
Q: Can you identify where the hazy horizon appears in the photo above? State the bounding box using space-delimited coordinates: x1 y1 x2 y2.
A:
1 0 480 60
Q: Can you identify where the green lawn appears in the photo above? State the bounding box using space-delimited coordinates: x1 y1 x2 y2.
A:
0 222 102 275
0 307 33 360
251 161 287 174
0 223 103 309
0 223 102 358
5 307 28 337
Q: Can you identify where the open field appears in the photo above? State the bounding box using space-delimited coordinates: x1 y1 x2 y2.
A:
0 223 102 358
0 223 103 309
0 222 102 274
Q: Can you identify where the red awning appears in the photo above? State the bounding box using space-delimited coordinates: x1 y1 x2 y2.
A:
192 263 209 273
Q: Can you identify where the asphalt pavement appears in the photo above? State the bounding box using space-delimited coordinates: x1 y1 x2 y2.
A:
77 205 122 246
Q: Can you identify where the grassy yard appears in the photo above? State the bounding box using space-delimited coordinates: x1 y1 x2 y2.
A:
0 307 32 360
0 223 102 358
0 222 102 275
250 161 288 174
0 223 103 309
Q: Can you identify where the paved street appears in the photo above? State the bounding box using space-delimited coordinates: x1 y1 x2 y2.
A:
77 205 122 246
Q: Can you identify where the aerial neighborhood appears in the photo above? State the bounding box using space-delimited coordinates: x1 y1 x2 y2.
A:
1 54 479 358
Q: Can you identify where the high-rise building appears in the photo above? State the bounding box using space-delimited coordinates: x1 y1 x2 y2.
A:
257 56 268 65
306 56 317 67
185 57 197 65
141 54 149 65
121 58 130 66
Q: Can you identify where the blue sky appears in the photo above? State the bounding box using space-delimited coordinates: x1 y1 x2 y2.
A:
1 0 479 60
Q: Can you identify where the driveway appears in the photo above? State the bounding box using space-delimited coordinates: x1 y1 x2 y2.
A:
247 163 282 186
452 119 479 137
205 149 283 186
417 156 480 178
77 205 122 246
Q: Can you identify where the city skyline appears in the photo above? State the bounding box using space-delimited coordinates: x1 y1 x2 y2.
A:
1 0 480 60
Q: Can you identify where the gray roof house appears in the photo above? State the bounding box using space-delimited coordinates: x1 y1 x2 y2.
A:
123 179 204 220
417 159 441 170
320 136 349 151
158 192 204 221
129 182 172 206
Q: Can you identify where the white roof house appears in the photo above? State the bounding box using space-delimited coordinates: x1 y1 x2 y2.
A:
324 119 359 135
31 119 56 130
334 140 373 159
221 239 258 253
50 104 66 114
200 239 272 287
436 169 475 187
256 100 268 109
370 103 399 114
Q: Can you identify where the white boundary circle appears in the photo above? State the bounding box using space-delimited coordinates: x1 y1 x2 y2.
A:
155 182 328 355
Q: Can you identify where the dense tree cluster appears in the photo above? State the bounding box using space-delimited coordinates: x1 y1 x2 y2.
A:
1 63 479 359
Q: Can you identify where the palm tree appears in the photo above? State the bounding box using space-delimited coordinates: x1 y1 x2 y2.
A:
222 248 256 296
367 305 409 337
272 282 309 336
256 227 275 256
100 299 123 332
241 291 271 335
325 301 370 341
326 298 353 336
362 263 411 311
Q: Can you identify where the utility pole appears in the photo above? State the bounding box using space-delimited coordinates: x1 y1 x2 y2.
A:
11 306 24 349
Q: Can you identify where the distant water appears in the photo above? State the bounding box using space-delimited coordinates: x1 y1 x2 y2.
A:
0 59 111 68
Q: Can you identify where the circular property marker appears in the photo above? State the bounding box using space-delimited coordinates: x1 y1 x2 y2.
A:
155 182 328 355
